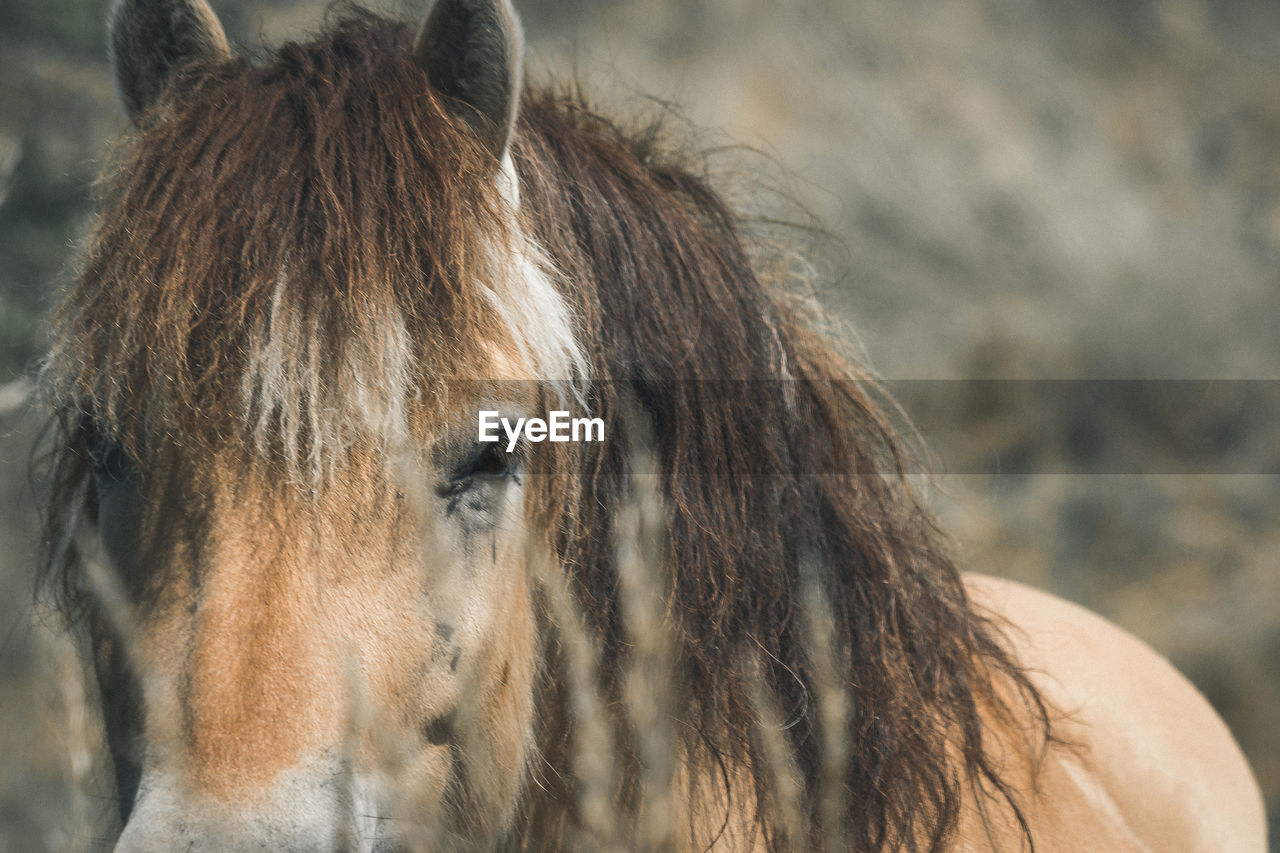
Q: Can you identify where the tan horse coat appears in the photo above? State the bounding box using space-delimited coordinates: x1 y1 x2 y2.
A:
955 575 1265 852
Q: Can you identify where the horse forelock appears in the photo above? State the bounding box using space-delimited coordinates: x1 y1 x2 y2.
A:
45 15 585 481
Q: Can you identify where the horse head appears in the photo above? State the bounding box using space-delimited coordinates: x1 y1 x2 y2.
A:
56 1 579 847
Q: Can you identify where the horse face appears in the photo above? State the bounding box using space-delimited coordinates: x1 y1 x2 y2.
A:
91 396 542 850
78 1 561 846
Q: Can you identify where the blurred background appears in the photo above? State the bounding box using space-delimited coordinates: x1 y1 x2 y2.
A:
1 0 1277 848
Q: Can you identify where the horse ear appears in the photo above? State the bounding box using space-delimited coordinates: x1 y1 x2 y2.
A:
413 0 524 162
108 0 232 122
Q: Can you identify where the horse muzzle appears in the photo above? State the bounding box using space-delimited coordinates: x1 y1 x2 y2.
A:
114 762 396 853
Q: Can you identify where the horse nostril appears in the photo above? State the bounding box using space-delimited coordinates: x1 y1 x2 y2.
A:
424 711 456 746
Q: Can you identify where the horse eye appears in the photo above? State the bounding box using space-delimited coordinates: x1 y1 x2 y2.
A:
437 443 515 498
471 444 512 478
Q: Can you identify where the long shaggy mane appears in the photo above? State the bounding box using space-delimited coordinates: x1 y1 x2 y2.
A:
513 91 1051 851
39 13 1051 852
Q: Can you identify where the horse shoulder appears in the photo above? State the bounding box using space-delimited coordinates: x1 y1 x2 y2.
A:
962 574 1267 853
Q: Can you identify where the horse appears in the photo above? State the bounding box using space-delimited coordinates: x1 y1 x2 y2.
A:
38 0 1266 850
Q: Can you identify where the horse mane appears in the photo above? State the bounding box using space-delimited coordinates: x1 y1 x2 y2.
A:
513 92 1051 850
38 13 1052 851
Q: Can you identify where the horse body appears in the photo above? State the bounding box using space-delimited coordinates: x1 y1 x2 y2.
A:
959 575 1265 852
40 0 1264 850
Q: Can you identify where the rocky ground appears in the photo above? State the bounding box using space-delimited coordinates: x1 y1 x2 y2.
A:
1 0 1277 848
